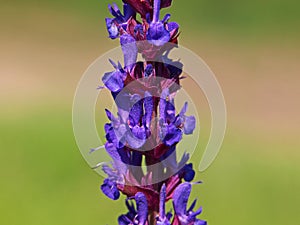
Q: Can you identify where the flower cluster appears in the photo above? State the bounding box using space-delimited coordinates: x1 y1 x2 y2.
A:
95 0 207 224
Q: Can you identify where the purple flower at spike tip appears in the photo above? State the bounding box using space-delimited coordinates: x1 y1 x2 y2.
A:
173 183 207 225
147 20 171 46
146 0 171 46
105 3 135 39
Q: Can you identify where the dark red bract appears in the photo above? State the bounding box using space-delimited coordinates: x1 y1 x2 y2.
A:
123 0 173 17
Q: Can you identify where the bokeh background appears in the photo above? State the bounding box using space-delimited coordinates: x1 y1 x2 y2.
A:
1 0 300 224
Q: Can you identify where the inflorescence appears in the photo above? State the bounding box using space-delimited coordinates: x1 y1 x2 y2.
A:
94 1 207 224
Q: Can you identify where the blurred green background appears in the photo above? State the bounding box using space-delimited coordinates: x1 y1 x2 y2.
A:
1 0 300 224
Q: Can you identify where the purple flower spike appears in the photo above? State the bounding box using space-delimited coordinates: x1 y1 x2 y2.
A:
173 183 207 225
99 0 209 224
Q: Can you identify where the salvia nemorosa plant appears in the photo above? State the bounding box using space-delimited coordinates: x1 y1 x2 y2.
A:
93 0 207 224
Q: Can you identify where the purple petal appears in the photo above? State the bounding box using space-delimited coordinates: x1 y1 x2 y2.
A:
101 178 120 200
146 13 151 23
104 143 127 174
104 142 120 161
109 59 119 69
167 22 179 32
105 109 114 121
173 182 191 216
162 14 171 23
162 56 183 78
147 22 170 46
131 125 147 140
165 101 175 123
102 70 124 92
135 192 148 224
126 131 146 149
105 127 116 144
104 122 111 133
194 220 207 225
189 206 203 219
153 0 161 22
118 215 132 225
143 92 153 128
144 64 153 77
187 198 197 212
113 91 131 112
166 212 173 221
102 164 119 180
179 102 188 116
157 220 171 225
159 184 167 218
159 89 169 122
109 3 135 25
134 24 144 38
125 199 137 218
123 3 135 21
105 18 119 39
129 95 143 126
182 163 195 182
108 4 121 18
160 145 177 170
183 115 196 135
120 34 138 67
162 125 182 146
114 124 128 144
